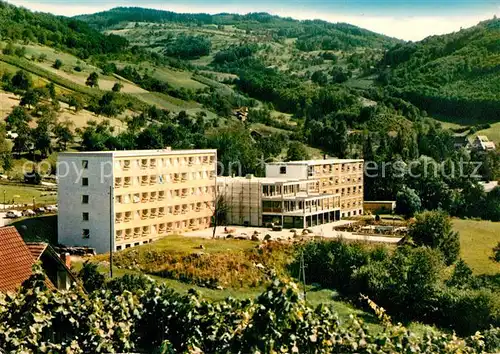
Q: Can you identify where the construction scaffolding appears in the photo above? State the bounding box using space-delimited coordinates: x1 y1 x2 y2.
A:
217 175 262 226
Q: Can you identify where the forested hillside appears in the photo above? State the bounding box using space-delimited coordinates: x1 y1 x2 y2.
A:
77 7 399 51
0 1 128 58
380 17 500 121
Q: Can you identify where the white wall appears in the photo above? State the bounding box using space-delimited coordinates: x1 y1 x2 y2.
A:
57 154 114 254
265 164 308 179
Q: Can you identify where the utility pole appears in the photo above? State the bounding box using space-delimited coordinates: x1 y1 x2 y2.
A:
298 250 307 301
109 185 113 278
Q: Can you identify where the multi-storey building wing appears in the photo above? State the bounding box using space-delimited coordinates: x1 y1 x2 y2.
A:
58 149 217 253
217 175 341 229
265 159 364 218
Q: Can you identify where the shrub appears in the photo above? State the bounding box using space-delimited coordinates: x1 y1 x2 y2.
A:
409 210 460 265
78 261 105 293
53 59 63 69
1 269 498 353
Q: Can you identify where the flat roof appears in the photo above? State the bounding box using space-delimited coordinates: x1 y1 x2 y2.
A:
58 149 217 158
266 158 364 166
217 176 313 184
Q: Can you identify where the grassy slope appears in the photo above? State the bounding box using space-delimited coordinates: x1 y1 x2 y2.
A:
0 183 56 205
454 218 500 275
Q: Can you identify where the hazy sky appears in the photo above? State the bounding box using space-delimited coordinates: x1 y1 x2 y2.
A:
7 0 500 41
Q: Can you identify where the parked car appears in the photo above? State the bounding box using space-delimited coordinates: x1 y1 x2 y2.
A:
35 207 46 214
22 209 36 217
46 205 58 212
5 210 22 218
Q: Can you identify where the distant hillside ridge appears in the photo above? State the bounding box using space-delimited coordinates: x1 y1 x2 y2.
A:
0 1 128 58
75 7 401 50
380 17 500 121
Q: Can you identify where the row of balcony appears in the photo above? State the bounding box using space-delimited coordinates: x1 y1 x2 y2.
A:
115 217 211 241
114 172 216 188
115 188 215 204
118 156 215 171
115 202 213 224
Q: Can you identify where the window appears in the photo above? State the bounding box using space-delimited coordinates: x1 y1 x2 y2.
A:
82 212 89 221
82 229 90 239
82 160 88 169
82 177 88 186
117 245 122 251
280 166 287 174
82 195 89 204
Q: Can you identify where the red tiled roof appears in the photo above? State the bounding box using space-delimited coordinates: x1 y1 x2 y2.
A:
0 226 37 293
26 242 48 260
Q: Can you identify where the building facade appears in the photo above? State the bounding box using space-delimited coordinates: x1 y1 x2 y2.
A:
266 159 364 218
218 175 341 229
58 149 217 253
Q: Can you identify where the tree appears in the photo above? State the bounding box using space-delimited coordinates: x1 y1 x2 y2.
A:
19 89 40 109
311 70 328 85
78 261 105 293
409 210 460 265
32 118 52 158
446 259 473 288
11 70 32 91
484 186 500 222
6 106 32 131
112 82 123 92
53 59 63 69
286 141 310 161
68 95 83 112
396 186 421 218
53 121 74 151
46 82 56 100
85 72 99 88
330 66 351 83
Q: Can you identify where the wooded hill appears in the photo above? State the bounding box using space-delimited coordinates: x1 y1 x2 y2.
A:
380 17 500 121
76 7 399 51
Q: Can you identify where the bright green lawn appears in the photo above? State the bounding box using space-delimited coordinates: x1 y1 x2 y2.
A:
475 122 500 145
0 183 56 205
454 218 500 275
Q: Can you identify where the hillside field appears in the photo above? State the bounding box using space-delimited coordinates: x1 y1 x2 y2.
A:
454 218 500 275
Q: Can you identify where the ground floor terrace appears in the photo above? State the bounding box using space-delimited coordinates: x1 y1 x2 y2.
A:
262 209 341 228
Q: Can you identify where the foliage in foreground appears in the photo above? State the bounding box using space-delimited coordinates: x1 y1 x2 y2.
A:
298 240 500 336
0 266 499 353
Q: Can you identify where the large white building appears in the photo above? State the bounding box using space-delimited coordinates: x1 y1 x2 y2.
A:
217 175 341 228
57 149 217 253
266 159 364 218
217 158 364 228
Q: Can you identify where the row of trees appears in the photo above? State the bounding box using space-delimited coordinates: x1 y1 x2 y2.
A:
0 263 498 353
298 211 499 335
